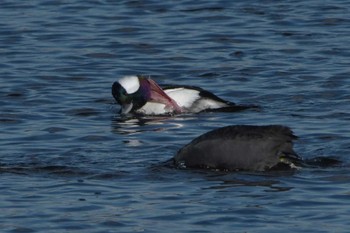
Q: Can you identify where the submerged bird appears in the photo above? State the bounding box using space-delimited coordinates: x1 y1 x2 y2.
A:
173 125 302 171
112 75 256 115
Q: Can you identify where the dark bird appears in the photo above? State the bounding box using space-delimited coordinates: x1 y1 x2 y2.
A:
173 125 302 171
112 75 256 115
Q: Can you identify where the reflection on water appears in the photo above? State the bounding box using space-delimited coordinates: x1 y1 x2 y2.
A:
111 114 193 135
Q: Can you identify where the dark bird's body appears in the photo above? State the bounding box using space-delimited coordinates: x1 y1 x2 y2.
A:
173 125 302 171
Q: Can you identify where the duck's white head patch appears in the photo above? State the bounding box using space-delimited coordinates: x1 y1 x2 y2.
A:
118 75 140 94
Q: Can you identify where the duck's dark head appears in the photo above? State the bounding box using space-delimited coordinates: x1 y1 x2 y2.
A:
112 75 149 114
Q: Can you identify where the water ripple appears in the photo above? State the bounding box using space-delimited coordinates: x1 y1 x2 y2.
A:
1 0 350 232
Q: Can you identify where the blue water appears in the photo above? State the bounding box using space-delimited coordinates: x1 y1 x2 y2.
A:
1 1 350 232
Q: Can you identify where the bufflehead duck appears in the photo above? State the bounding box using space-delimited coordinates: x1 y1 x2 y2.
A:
112 75 256 115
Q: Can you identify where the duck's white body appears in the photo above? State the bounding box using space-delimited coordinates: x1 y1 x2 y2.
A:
136 87 229 115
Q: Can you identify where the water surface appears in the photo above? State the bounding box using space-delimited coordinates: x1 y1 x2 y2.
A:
1 1 350 232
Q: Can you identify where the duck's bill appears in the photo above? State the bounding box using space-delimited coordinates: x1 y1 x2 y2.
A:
120 103 133 114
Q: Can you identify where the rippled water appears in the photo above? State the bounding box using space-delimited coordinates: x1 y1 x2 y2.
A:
1 1 350 232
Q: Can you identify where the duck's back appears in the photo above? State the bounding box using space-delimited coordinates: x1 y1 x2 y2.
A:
174 125 301 171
